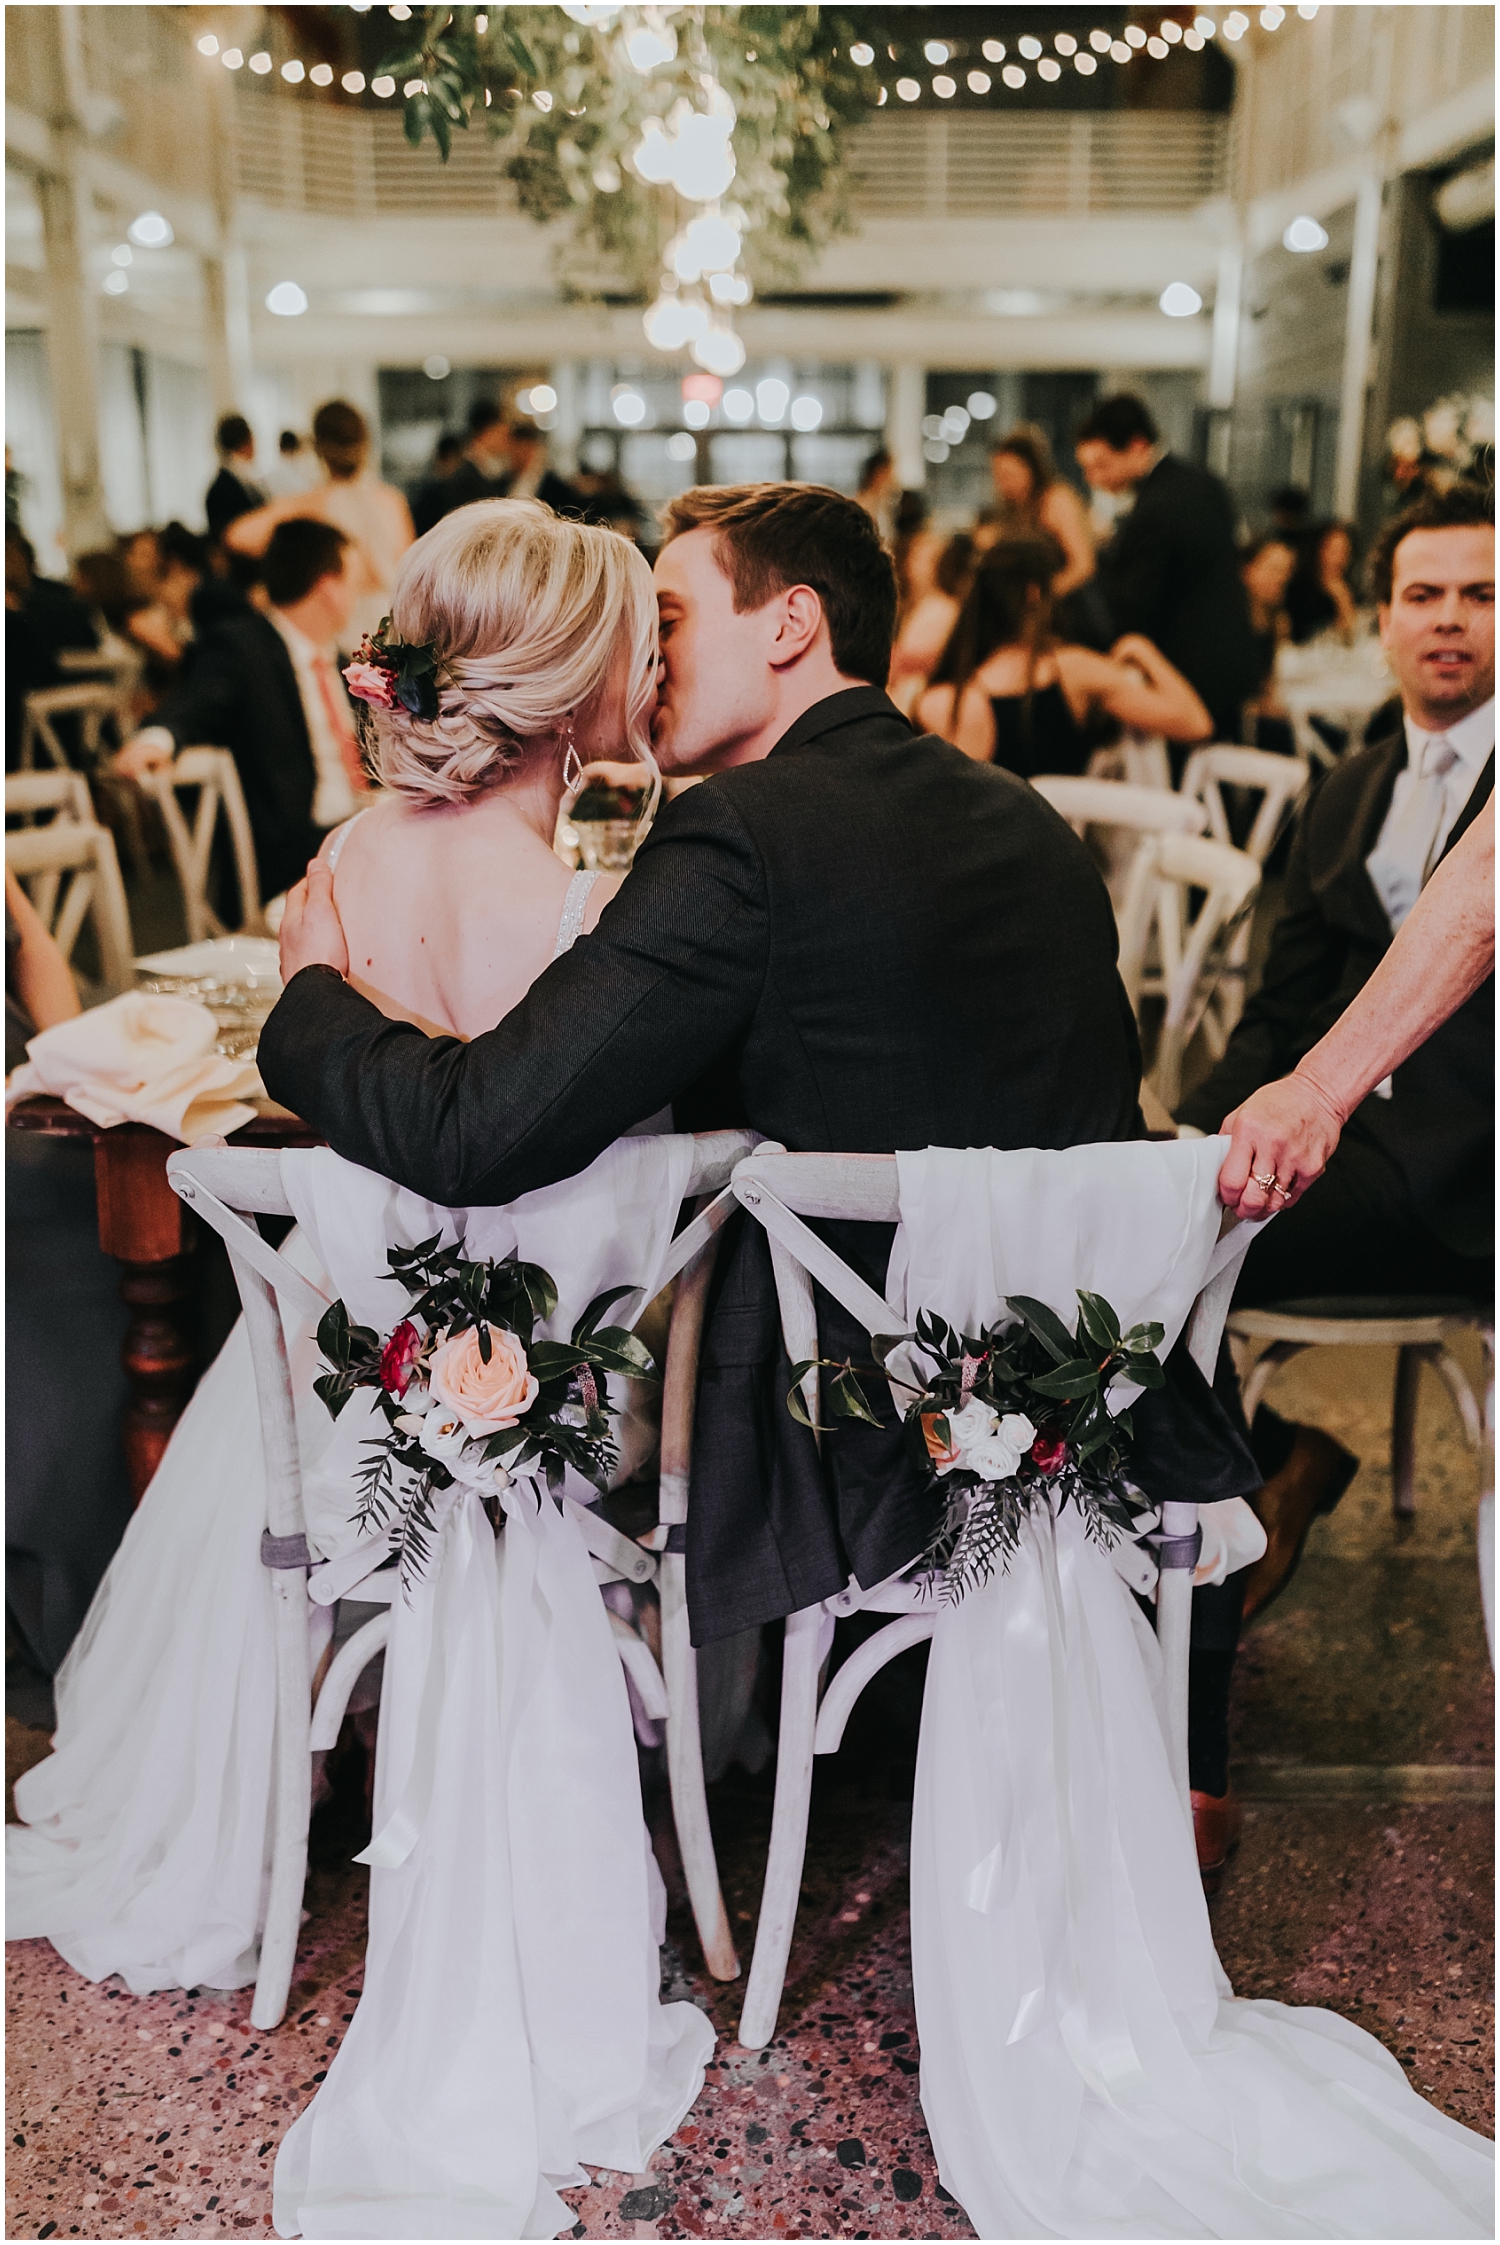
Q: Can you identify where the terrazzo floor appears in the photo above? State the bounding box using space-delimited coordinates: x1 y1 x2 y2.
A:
8 1335 1494 2241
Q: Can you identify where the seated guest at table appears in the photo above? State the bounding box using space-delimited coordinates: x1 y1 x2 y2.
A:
1077 392 1262 749
916 535 1212 775
887 530 975 714
854 446 899 544
1286 517 1363 646
1239 531 1299 750
989 426 1111 648
113 520 367 901
1177 485 1493 1872
6 866 133 1712
5 526 99 768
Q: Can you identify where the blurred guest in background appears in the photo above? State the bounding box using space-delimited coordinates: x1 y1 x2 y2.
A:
1286 518 1362 645
503 419 582 514
888 530 976 714
1239 532 1299 747
69 547 141 645
204 413 264 541
917 535 1211 776
855 447 899 544
265 427 322 500
118 527 162 608
989 427 1110 647
1076 392 1261 750
572 461 645 540
892 489 944 627
115 520 365 902
6 526 97 767
120 520 209 678
227 399 414 648
413 399 513 533
408 432 464 532
1268 484 1312 537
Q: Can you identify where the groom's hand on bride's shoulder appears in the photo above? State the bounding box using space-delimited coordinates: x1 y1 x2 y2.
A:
278 860 350 983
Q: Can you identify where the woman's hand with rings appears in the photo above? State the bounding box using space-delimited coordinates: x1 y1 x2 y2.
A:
1215 1067 1346 1220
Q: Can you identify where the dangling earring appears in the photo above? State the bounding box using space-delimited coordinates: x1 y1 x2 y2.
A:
561 727 583 793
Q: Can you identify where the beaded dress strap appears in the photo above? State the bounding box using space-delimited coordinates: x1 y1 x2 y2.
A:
553 868 600 959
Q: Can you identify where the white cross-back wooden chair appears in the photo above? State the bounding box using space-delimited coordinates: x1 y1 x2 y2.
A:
19 683 130 774
6 769 95 829
1179 745 1311 869
1031 775 1208 918
1116 832 1261 1109
724 1145 1245 2050
166 1132 756 2030
1229 1298 1495 1659
137 748 266 940
1088 729 1174 791
5 816 135 995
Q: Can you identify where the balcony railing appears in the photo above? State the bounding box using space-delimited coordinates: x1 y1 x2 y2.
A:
231 90 1229 223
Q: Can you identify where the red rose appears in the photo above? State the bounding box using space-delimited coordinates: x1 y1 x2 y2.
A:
379 1318 422 1399
1030 1431 1068 1476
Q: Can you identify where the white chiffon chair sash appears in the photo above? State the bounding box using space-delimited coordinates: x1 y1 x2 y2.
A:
893 1141 1493 2240
271 1141 713 2240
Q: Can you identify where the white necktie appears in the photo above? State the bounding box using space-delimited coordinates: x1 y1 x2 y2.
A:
1366 736 1460 931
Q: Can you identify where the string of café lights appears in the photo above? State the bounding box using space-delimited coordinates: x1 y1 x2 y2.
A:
190 2 1321 105
111 0 1328 382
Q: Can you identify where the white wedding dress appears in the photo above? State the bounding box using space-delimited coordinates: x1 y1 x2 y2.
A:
893 1142 1494 2239
8 873 714 2240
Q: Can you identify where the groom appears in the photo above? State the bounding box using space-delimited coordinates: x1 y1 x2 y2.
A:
261 482 1254 1644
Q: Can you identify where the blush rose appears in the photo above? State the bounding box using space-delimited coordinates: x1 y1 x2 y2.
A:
427 1324 538 1439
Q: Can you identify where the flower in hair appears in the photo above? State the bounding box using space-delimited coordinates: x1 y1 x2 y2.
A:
343 618 442 721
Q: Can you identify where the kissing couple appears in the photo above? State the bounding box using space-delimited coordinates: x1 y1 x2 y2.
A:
13 487 1490 2243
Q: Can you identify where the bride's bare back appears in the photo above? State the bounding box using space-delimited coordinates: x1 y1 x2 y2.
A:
325 794 615 1042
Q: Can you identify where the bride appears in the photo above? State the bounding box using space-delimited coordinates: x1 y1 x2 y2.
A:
7 499 713 2238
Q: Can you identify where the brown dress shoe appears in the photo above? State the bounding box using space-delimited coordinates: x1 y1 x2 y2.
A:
1240 1424 1359 1622
1191 1788 1242 1896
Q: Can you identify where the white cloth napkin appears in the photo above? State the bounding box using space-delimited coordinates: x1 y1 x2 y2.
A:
9 992 262 1143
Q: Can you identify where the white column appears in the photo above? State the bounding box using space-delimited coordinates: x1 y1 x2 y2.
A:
202 246 254 416
1208 242 1242 412
33 8 110 551
550 359 581 476
1332 169 1385 518
888 361 925 491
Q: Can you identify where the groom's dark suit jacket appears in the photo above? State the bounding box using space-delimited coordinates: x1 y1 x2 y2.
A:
259 687 1255 1642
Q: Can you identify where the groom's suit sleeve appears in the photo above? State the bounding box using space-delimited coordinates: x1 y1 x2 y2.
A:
256 781 769 1205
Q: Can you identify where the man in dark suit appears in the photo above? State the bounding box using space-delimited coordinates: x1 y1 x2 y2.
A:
1077 393 1262 748
259 481 1257 1651
1175 484 1493 1876
503 421 584 518
115 520 365 905
204 414 265 543
411 400 513 536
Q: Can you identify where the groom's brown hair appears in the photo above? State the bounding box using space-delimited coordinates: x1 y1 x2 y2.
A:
660 482 897 686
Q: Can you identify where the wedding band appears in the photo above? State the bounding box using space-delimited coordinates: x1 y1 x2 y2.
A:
1252 1169 1279 1193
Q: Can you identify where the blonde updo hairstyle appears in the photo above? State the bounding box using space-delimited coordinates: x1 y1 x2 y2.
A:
369 499 661 811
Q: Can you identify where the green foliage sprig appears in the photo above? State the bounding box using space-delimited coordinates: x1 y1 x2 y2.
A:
788 1290 1166 1603
375 6 870 296
315 1236 657 1592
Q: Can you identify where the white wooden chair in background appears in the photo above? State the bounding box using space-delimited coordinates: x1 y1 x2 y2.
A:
166 1131 757 2029
19 683 130 774
5 769 95 830
1030 773 1209 916
5 815 136 995
1228 1298 1495 1661
721 1145 1242 2050
1116 831 1261 1109
1180 745 1311 868
137 747 266 941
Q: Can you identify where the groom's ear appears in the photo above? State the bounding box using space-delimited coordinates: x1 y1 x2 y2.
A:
769 583 827 669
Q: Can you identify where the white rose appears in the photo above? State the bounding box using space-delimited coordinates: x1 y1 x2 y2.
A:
965 1412 1037 1483
419 1411 473 1469
945 1398 998 1456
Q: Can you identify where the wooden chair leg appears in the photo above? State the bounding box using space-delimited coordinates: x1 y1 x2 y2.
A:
1392 1345 1421 1518
660 1552 739 1981
252 1563 314 2030
738 1603 831 2050
1240 1338 1306 1422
